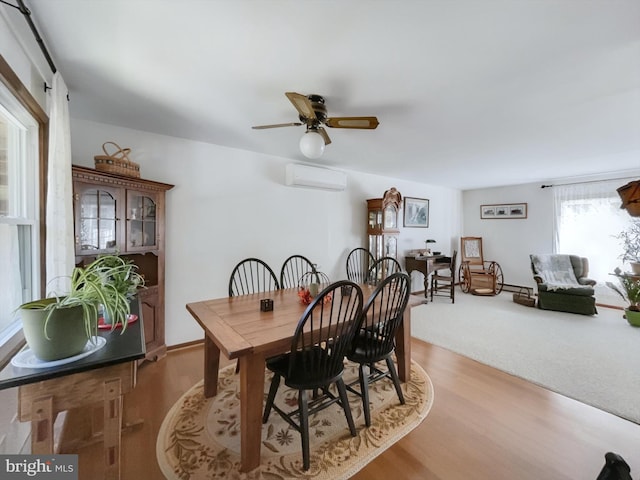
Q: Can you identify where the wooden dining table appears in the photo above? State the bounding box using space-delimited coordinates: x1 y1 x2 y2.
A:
186 284 421 472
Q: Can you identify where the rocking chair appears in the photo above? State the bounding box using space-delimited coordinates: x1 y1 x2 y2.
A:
458 237 504 295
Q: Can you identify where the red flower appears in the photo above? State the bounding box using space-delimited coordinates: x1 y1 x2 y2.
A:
298 287 312 305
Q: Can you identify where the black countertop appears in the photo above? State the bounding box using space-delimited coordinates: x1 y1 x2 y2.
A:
0 299 146 390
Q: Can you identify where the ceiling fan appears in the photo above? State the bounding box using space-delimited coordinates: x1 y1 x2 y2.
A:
252 92 379 158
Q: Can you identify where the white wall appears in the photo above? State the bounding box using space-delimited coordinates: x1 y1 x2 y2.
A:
462 183 552 289
463 173 640 291
0 6 49 109
71 118 462 346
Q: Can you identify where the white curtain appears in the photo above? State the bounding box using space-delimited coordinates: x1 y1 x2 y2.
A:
45 72 75 296
553 179 633 306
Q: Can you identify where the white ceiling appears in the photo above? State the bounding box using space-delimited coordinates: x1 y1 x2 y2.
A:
9 0 640 190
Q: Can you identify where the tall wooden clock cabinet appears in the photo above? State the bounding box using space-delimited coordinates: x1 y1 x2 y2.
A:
71 165 174 361
367 187 402 260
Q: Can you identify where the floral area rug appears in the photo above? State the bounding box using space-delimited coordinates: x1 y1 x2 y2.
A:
156 360 433 479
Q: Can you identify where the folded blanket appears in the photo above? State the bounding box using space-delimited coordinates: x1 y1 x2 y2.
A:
531 254 579 291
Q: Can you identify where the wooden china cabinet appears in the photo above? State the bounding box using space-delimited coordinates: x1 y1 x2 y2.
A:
72 165 174 361
367 187 401 260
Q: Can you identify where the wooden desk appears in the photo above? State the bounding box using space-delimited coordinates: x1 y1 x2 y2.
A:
0 301 146 480
186 285 421 472
404 255 446 298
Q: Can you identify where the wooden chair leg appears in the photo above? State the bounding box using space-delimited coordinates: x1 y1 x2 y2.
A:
451 278 455 303
299 389 310 471
336 378 356 436
358 364 371 427
262 374 280 423
385 357 405 405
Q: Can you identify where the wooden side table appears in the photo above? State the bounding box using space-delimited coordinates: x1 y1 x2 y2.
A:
404 255 446 298
0 301 146 480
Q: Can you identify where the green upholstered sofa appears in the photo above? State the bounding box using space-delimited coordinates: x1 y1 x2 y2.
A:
530 254 597 315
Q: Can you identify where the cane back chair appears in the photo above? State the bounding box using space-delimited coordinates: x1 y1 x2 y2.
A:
458 237 504 295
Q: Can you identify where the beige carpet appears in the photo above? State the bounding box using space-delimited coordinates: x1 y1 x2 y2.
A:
412 292 640 423
156 360 433 479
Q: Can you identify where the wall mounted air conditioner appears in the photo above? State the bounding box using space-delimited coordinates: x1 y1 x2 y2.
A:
285 163 347 191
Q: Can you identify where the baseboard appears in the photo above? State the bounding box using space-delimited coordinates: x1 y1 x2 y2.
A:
501 284 533 295
595 302 623 310
414 283 531 296
167 339 204 352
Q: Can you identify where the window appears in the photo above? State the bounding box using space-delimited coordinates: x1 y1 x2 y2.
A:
553 179 633 307
0 56 47 367
0 81 40 344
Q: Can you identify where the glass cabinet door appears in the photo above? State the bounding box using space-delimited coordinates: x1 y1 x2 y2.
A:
75 186 119 254
368 208 383 230
126 190 157 251
383 206 397 229
385 235 397 258
369 235 383 260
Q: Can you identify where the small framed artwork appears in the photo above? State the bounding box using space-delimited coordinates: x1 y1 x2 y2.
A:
481 203 527 219
404 197 429 227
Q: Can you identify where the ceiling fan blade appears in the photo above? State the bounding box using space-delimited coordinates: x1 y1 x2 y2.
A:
325 117 380 129
285 92 317 121
318 127 332 145
252 122 303 129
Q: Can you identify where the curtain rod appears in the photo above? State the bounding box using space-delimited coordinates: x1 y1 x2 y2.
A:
1 0 57 74
540 175 638 189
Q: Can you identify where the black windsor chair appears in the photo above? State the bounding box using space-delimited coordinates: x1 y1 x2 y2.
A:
366 256 402 286
228 257 280 372
280 254 316 289
346 247 375 283
346 272 411 427
228 257 280 296
262 280 363 471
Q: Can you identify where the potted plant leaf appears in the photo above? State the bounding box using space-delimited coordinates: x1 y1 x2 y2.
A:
18 254 144 361
606 267 640 327
615 220 640 274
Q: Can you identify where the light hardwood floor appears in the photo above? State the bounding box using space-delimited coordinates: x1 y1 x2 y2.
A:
64 337 639 479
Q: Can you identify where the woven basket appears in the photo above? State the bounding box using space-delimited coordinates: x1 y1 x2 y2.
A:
513 287 535 307
94 141 140 178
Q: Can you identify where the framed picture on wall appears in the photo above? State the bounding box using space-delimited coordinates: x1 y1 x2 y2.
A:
403 197 429 227
481 203 527 219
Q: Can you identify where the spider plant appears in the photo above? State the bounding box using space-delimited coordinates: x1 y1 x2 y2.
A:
22 254 144 339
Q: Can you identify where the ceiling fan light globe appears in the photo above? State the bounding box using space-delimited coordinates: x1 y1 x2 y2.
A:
299 131 325 159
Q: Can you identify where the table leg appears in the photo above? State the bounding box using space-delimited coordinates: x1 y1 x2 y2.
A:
30 396 54 454
395 306 412 382
423 274 430 299
204 334 221 398
103 378 122 480
239 353 266 472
